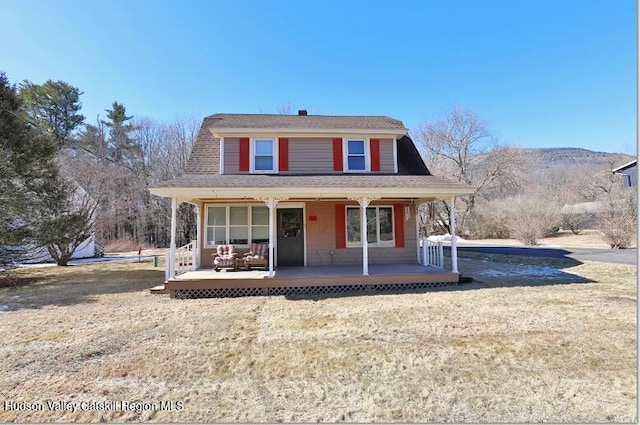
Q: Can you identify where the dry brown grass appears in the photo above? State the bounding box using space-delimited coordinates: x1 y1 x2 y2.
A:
0 257 636 422
103 238 156 253
465 229 631 249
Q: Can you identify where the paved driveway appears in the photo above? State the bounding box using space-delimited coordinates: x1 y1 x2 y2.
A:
451 245 637 266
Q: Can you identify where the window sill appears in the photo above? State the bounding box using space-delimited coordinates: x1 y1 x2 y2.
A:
345 244 395 248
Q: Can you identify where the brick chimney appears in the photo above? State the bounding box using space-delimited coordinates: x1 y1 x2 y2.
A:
297 109 308 116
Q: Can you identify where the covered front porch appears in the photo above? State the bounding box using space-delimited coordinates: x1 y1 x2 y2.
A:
163 195 461 282
150 177 472 298
164 263 459 298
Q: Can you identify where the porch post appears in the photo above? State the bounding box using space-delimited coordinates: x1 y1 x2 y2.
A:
256 197 288 278
194 203 201 270
268 200 275 278
450 197 458 273
422 236 428 266
361 201 369 276
169 197 177 279
416 201 424 264
349 196 378 276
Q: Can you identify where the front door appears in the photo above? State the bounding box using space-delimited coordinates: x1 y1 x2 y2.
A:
277 208 304 266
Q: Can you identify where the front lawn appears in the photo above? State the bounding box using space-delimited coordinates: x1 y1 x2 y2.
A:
0 258 636 422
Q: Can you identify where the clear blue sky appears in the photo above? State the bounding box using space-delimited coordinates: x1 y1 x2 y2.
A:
1 0 637 154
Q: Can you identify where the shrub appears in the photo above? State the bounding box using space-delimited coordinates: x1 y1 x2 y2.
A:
598 192 637 249
467 199 511 239
562 212 595 235
505 195 561 245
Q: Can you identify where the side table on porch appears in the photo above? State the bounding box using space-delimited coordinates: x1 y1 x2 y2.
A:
235 257 247 271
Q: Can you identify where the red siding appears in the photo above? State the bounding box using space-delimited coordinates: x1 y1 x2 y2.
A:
393 204 405 248
239 137 250 172
278 137 289 171
335 204 346 249
370 139 380 171
333 138 343 171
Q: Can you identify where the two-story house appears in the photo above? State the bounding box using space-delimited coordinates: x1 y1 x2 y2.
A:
149 111 473 298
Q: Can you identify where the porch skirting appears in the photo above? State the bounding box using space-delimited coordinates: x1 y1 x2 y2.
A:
174 280 457 299
164 264 459 299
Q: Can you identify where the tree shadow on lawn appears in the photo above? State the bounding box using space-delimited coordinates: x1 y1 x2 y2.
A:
285 253 595 302
0 265 165 311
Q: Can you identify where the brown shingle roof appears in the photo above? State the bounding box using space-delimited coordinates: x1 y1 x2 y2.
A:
184 116 220 174
206 113 407 131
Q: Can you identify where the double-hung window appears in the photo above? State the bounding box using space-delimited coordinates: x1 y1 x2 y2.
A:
345 139 367 172
346 206 394 247
253 138 275 172
205 205 270 247
229 206 248 245
206 207 227 245
251 206 269 243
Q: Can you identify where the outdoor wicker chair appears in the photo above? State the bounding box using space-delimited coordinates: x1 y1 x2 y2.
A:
243 243 268 270
212 244 237 271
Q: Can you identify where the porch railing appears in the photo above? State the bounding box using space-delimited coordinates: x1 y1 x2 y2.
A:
421 237 444 268
167 240 197 279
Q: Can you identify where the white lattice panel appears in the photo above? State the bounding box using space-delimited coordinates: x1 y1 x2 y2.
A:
175 281 456 299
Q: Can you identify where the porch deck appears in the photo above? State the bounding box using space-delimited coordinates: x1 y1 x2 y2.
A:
165 264 459 298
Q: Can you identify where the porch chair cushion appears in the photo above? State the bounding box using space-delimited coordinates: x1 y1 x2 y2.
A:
244 243 268 268
213 244 237 270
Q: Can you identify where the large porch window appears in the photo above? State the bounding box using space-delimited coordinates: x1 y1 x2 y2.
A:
206 205 269 247
346 206 394 247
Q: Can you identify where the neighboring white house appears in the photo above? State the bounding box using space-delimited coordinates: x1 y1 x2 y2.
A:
19 237 96 264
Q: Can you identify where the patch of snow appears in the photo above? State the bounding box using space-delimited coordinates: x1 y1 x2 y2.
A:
427 233 467 243
480 264 576 280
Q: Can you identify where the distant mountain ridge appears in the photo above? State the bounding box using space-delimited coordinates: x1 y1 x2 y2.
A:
517 147 634 171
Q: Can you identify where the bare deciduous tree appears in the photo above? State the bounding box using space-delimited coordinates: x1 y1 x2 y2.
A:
414 106 526 235
598 192 637 248
589 159 638 248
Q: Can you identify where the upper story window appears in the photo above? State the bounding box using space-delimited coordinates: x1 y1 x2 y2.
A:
345 139 368 172
252 138 276 173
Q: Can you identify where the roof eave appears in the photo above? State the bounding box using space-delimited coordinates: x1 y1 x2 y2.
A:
148 186 474 199
612 159 637 173
209 127 408 138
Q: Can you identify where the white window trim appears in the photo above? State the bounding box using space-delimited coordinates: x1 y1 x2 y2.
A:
219 137 225 174
250 137 279 174
204 204 270 247
345 205 395 248
392 138 398 174
343 137 370 173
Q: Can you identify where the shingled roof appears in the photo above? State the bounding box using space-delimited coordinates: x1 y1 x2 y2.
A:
184 115 221 174
153 173 467 190
206 113 407 131
149 173 474 198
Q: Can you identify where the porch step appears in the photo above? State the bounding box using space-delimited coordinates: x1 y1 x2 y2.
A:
150 284 168 294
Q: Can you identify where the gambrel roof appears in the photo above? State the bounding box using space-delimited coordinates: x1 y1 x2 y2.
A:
153 113 475 199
